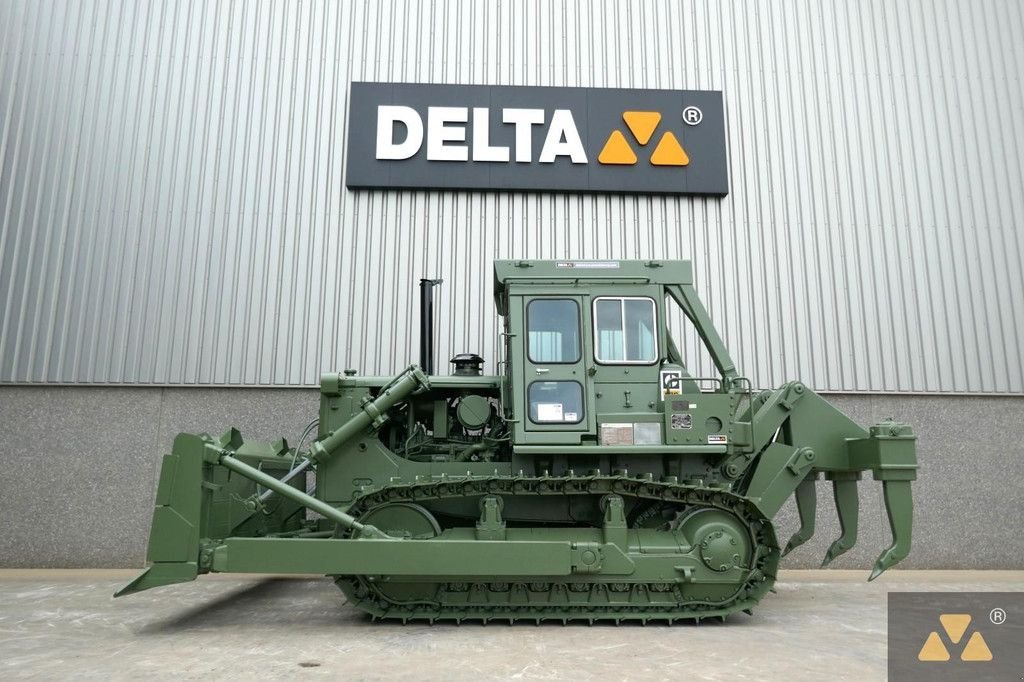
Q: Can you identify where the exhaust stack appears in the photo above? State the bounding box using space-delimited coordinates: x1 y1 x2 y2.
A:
419 278 442 375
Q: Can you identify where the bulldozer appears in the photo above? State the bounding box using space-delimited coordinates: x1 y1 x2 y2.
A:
117 259 916 623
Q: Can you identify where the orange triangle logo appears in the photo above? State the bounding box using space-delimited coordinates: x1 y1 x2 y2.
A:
650 131 689 166
598 130 637 165
917 631 950 661
960 632 993 662
939 614 971 644
622 111 661 145
916 614 994 664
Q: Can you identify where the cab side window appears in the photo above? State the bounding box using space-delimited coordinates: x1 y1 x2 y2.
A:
594 297 658 363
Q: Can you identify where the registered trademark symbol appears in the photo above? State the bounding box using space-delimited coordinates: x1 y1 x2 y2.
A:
990 607 1006 625
682 106 703 126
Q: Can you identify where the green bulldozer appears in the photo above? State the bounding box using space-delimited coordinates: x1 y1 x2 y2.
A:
118 259 916 623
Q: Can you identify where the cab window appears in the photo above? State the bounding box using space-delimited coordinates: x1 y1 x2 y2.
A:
528 381 584 424
594 297 658 363
527 299 580 364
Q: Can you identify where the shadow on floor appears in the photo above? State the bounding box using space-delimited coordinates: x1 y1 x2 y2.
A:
137 578 355 634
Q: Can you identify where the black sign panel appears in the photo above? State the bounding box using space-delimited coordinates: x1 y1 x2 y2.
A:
345 82 728 195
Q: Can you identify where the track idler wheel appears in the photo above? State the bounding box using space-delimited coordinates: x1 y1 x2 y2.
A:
356 503 441 539
674 508 752 573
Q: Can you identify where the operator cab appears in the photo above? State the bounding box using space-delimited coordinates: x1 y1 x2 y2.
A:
494 260 743 455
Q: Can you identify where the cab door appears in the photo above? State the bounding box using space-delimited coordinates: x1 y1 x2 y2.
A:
517 295 593 435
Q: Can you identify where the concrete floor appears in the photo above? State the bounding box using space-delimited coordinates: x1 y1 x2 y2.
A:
0 570 1021 680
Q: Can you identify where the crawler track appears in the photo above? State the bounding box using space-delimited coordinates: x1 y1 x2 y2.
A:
334 475 780 623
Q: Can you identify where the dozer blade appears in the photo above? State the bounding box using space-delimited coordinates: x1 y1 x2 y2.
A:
115 434 207 598
821 473 860 568
114 562 198 598
116 430 308 598
869 480 913 581
781 475 816 557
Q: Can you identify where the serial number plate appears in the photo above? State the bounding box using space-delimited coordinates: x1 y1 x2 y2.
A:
670 413 693 430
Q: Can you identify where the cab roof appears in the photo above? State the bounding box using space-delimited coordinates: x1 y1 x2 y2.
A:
493 259 693 314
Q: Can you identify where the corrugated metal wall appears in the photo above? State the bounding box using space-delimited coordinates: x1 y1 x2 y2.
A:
1 0 1022 393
